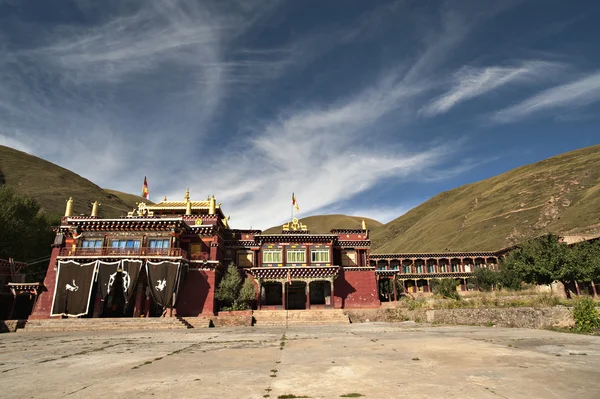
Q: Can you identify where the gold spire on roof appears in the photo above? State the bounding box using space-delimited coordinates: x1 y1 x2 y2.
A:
65 197 73 217
361 219 367 230
163 195 167 202
91 201 100 217
209 195 216 215
185 189 192 215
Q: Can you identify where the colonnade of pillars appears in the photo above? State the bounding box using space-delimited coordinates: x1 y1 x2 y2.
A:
372 257 499 274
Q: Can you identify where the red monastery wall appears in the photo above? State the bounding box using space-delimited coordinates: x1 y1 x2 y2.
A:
334 270 380 309
176 269 217 316
29 246 61 319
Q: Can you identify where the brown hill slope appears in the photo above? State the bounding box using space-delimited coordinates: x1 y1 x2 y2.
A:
0 145 148 218
263 214 383 234
103 189 152 211
371 144 600 253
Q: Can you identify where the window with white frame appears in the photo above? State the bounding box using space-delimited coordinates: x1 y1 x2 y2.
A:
263 249 282 263
111 239 140 249
149 239 170 249
82 239 102 248
287 249 306 263
428 265 435 273
311 249 329 263
403 265 411 273
341 250 357 266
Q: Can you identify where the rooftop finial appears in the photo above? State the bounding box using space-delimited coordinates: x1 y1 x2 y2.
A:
163 195 167 202
209 195 216 215
65 197 73 217
361 219 367 230
91 201 100 217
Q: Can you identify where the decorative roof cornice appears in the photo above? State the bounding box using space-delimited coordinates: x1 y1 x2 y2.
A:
248 266 340 280
370 251 501 259
336 240 371 247
330 229 369 234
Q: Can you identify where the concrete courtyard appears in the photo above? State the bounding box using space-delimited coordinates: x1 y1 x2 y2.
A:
0 323 599 399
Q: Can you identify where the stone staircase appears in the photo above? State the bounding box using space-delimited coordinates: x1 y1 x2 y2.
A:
179 316 214 329
252 309 350 326
19 317 193 333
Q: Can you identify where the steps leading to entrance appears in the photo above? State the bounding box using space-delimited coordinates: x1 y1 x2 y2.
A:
19 317 190 333
180 316 214 329
253 309 349 326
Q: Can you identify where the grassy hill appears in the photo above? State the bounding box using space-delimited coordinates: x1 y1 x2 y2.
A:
371 144 600 253
103 189 152 211
0 145 151 218
263 214 383 234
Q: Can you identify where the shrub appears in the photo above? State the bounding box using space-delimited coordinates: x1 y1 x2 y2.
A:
473 267 498 291
216 263 256 311
572 297 600 333
431 278 460 300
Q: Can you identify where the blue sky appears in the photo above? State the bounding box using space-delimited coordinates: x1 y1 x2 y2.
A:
0 0 599 229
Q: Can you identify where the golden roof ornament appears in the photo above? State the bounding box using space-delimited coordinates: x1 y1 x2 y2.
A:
91 201 100 217
127 202 154 217
64 197 73 217
283 217 307 231
361 219 367 230
209 195 216 215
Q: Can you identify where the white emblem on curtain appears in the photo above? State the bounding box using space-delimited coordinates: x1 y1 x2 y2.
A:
107 271 131 294
155 279 167 291
65 280 79 292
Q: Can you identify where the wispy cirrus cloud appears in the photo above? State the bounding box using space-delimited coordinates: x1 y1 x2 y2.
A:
0 0 284 191
491 70 600 123
421 61 564 116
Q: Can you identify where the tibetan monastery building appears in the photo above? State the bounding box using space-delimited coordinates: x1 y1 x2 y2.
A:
28 193 504 319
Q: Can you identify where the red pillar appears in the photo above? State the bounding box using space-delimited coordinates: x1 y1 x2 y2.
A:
392 277 397 301
92 291 103 318
306 282 310 310
133 283 144 317
330 280 335 308
282 282 286 310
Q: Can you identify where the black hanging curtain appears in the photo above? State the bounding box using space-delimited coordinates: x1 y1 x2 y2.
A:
51 261 98 317
121 259 142 302
97 261 120 300
97 260 142 303
146 261 180 308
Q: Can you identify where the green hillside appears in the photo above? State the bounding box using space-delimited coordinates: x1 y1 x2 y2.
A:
371 144 600 253
263 214 383 234
0 145 149 218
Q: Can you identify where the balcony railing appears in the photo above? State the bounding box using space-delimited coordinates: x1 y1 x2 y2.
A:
58 247 187 259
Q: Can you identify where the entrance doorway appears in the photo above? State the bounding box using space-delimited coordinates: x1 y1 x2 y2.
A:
262 282 283 306
286 281 306 309
101 272 132 317
309 281 331 306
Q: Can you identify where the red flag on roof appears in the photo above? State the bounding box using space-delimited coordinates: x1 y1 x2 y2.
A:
292 193 299 212
142 177 149 199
